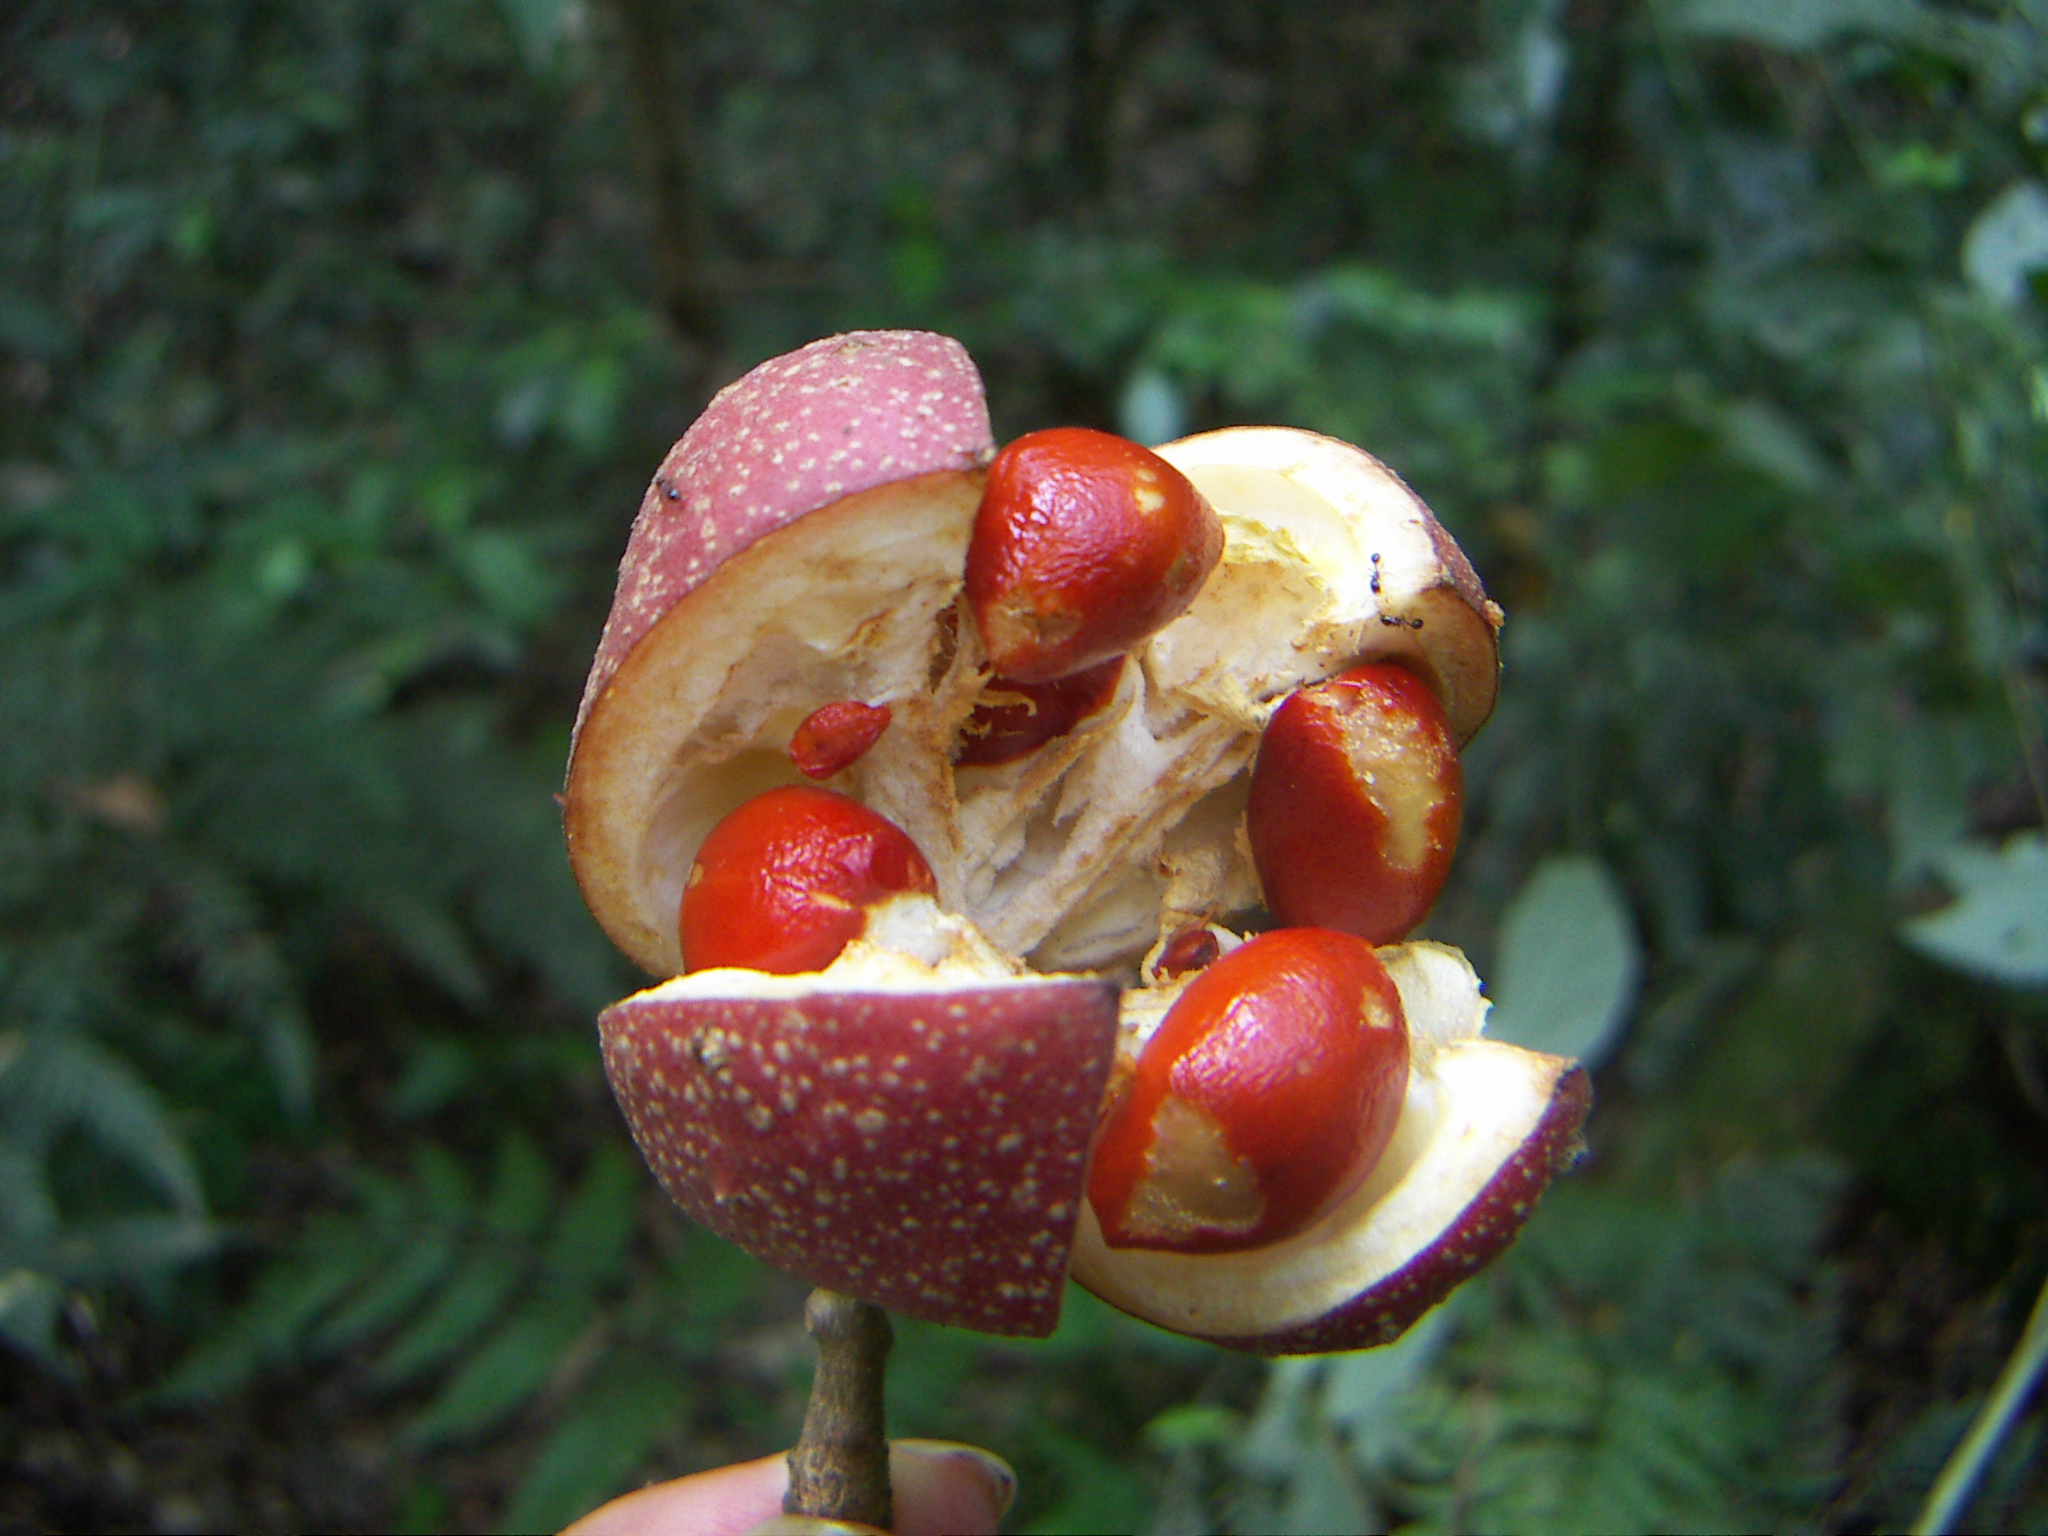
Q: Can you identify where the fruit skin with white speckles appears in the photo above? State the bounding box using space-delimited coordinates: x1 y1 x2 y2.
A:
566 331 1588 1350
574 332 993 740
600 966 1120 1336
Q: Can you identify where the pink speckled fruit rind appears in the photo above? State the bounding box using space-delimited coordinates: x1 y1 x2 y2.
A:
1195 1064 1589 1353
599 977 1121 1336
576 331 994 732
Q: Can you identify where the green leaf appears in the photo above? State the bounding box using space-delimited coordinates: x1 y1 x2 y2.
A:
0 285 73 360
495 1355 690 1535
1322 1307 1453 1468
1273 1428 1373 1535
155 1219 387 1402
44 1213 219 1284
9 1033 207 1215
495 0 581 76
1236 1357 1322 1478
1143 1403 1240 1453
481 1133 555 1242
0 1269 64 1364
542 1141 641 1291
1017 1424 1153 1535
1486 856 1641 1067
402 1294 590 1449
310 1225 459 1355
1964 183 2048 307
1667 0 1923 50
1901 834 2048 987
369 1247 526 1388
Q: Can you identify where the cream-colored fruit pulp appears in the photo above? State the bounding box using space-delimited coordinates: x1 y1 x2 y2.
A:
1337 693 1455 873
1118 1096 1265 1244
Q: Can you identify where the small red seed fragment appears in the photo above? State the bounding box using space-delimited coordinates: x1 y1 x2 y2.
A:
1247 663 1462 944
964 427 1223 685
1154 927 1221 979
1087 928 1410 1255
680 785 937 975
790 700 893 779
953 656 1125 768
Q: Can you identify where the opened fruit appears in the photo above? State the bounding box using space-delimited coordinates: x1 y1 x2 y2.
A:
565 329 1587 1352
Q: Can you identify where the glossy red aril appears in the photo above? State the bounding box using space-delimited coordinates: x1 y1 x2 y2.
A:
964 427 1222 685
679 785 936 974
790 699 892 779
1247 663 1462 944
1087 928 1411 1255
954 656 1125 767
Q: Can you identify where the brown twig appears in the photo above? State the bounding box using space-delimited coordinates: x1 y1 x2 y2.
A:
784 1288 894 1529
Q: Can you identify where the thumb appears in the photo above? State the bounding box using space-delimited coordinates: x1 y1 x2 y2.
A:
561 1439 1016 1536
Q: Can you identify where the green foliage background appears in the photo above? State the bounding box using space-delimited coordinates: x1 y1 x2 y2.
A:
3 0 2045 1530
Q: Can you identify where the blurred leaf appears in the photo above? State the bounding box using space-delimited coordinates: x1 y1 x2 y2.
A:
1118 367 1186 447
1018 1424 1154 1535
495 0 581 76
1668 0 1924 50
481 1133 556 1242
1902 834 2048 987
0 1269 64 1363
1964 183 2048 307
1487 856 1641 1068
495 1354 691 1534
154 1218 388 1403
402 1294 589 1449
1322 1306 1452 1464
368 1245 527 1388
1237 1356 1322 1479
2 1032 206 1215
1143 1403 1239 1453
542 1140 640 1290
1273 1428 1372 1535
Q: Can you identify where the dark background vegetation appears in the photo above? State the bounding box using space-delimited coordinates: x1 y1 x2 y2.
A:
4 0 2046 1530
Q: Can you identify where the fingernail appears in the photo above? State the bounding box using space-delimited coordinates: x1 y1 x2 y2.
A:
896 1439 1020 1521
743 1517 887 1536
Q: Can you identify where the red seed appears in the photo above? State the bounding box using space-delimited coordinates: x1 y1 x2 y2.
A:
964 428 1222 685
790 700 892 779
953 657 1125 768
1087 928 1410 1254
1154 927 1221 979
1247 663 1462 944
680 785 937 975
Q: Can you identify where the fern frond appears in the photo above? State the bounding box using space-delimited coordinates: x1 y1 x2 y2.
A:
156 852 316 1118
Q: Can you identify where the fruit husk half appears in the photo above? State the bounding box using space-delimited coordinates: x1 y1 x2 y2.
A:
1070 943 1589 1353
598 921 1120 1337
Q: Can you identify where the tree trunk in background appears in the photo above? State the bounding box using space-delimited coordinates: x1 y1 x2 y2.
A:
1066 0 1149 203
611 0 720 366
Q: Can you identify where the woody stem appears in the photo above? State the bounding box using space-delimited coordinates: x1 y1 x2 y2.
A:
783 1287 894 1528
